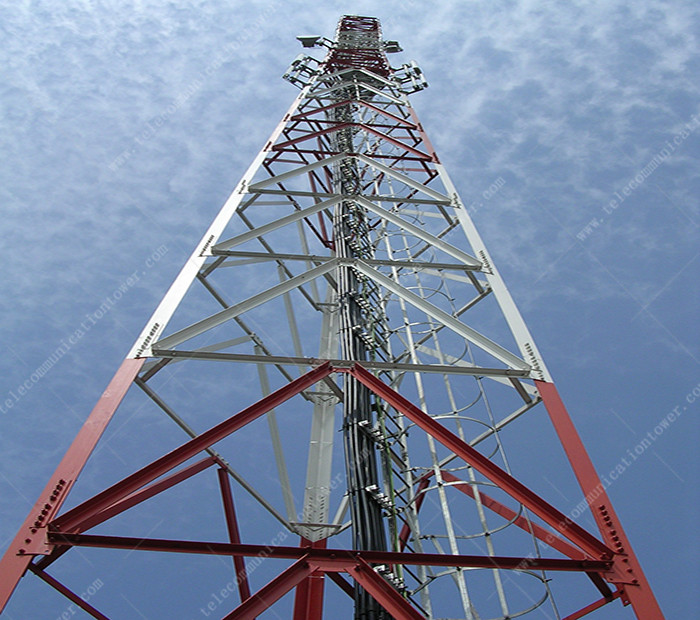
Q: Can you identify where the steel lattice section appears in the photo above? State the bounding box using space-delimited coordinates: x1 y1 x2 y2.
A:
0 14 663 620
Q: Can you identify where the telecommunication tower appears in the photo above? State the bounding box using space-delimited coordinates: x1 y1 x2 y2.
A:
1 15 663 620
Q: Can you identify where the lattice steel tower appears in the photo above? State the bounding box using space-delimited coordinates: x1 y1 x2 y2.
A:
1 15 663 620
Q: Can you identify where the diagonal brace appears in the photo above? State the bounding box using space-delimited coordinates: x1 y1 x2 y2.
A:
52 363 334 533
347 363 614 560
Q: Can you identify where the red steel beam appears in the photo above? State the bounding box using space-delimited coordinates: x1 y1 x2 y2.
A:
292 568 313 620
272 123 354 150
536 380 664 618
347 364 614 560
218 468 252 604
35 456 218 573
222 554 424 620
292 538 326 620
0 357 144 613
438 471 585 560
345 557 425 620
406 106 441 165
52 362 333 533
288 118 407 132
561 590 621 620
398 477 430 551
291 99 417 129
265 147 430 163
28 562 109 619
273 123 431 160
327 571 354 598
222 557 314 620
27 422 216 575
48 532 615 617
74 456 218 534
400 471 611 599
29 457 218 572
46 533 612 573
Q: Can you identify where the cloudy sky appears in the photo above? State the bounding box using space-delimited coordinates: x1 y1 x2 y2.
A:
1 1 698 618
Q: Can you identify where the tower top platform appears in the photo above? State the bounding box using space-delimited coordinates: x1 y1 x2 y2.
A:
325 15 393 78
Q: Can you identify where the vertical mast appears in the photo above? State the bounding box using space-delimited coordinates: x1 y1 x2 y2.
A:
327 18 391 618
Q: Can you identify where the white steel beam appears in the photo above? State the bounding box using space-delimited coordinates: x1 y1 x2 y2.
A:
415 345 538 396
355 196 481 268
213 196 342 252
212 250 477 272
149 349 528 378
436 164 552 382
127 83 315 359
353 260 531 372
247 153 348 190
300 292 340 541
153 260 338 351
354 154 448 201
309 81 406 105
255 346 297 522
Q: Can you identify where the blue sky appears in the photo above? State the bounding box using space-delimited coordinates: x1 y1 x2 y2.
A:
1 1 698 618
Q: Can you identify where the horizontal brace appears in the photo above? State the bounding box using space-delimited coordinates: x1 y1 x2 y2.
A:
47 533 613 573
141 336 253 374
319 123 430 160
210 250 479 272
256 151 446 202
291 98 417 129
414 343 536 396
266 148 431 163
250 188 451 206
320 67 398 88
368 194 451 206
287 119 406 130
247 188 336 199
150 349 529 378
308 80 405 105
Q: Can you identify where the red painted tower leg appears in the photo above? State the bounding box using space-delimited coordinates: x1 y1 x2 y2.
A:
292 538 326 620
536 380 664 619
0 357 143 612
